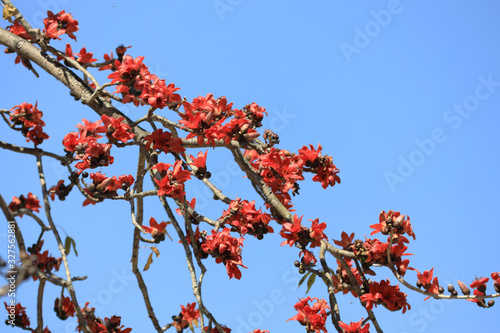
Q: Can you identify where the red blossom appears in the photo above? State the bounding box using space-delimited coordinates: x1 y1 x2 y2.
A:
370 210 415 240
173 302 200 331
287 297 329 333
43 10 79 41
142 217 167 242
54 296 75 320
153 161 191 201
222 198 274 239
201 228 247 279
4 302 30 328
298 144 341 189
8 193 41 217
189 150 210 179
99 115 135 143
74 45 97 64
144 129 185 154
334 231 355 250
280 215 327 250
9 102 49 145
82 172 134 206
360 279 410 313
26 240 62 281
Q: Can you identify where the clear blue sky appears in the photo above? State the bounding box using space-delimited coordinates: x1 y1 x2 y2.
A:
1 1 500 332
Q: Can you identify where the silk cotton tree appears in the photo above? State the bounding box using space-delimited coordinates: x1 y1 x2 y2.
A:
0 2 499 333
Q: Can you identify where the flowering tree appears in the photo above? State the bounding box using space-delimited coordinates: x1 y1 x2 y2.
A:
0 1 498 332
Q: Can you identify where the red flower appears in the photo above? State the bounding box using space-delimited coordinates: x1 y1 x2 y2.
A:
4 302 30 328
26 240 62 281
99 51 114 71
173 302 200 331
74 45 97 64
142 217 167 242
76 118 104 138
99 115 135 143
334 231 355 250
222 198 273 239
103 315 132 333
189 150 209 178
43 10 79 41
360 279 410 313
413 268 440 299
338 319 370 333
8 193 41 217
54 296 75 320
201 228 247 279
153 161 191 201
144 129 185 154
287 297 329 333
10 102 49 145
298 144 341 189
370 210 415 240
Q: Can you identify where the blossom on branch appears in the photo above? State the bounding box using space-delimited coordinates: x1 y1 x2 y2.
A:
287 297 329 333
43 10 79 41
201 228 247 279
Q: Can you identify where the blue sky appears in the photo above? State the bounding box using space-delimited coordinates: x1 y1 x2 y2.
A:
1 0 500 332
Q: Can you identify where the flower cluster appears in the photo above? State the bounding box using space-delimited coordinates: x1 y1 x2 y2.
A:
180 95 262 146
144 129 185 154
26 240 62 281
107 55 181 108
360 279 410 313
298 144 341 189
77 303 131 333
353 236 412 277
201 228 246 279
171 302 200 332
9 102 49 145
222 198 273 239
152 161 191 202
54 296 76 320
4 302 30 328
63 115 134 170
246 148 303 209
63 125 112 171
8 192 40 217
43 10 79 41
370 210 415 240
82 171 134 206
280 215 327 264
287 297 329 333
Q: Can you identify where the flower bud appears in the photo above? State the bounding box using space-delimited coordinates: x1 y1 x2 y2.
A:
458 280 470 295
447 284 455 294
488 300 495 308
